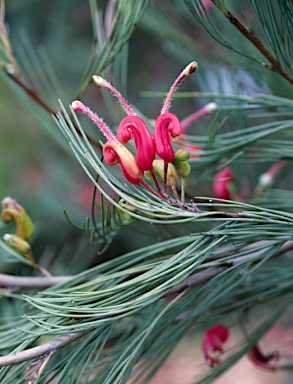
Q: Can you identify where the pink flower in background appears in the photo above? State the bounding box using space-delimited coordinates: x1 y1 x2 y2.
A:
212 167 234 200
247 344 280 371
202 324 230 367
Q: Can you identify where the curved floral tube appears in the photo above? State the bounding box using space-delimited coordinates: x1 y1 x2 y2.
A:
154 112 183 162
117 116 156 172
103 142 143 185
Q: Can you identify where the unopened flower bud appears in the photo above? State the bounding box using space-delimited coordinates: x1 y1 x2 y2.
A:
93 75 108 88
152 160 178 186
173 161 191 177
174 149 190 162
1 197 34 240
182 61 198 76
118 199 138 223
206 102 217 112
3 234 31 255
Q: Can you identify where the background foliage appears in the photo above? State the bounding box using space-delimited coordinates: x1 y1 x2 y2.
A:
0 0 293 383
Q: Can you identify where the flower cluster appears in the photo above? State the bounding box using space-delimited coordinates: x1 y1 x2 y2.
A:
72 62 198 204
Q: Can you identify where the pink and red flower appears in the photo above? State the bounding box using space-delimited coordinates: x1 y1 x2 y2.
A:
202 324 230 367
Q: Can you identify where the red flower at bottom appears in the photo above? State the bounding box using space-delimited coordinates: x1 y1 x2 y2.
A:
202 324 230 367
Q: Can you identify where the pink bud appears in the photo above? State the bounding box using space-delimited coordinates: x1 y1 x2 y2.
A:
117 116 156 172
103 142 143 185
202 324 229 367
154 112 182 162
212 167 234 200
247 345 279 371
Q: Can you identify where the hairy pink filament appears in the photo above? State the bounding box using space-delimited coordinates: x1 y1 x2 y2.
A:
180 102 217 131
154 112 182 162
117 116 156 172
72 100 118 142
161 61 198 114
93 76 135 116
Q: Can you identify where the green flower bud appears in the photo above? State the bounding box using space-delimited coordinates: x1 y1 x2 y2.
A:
173 161 191 177
174 149 190 162
118 199 138 223
1 197 34 241
152 160 178 186
3 234 31 255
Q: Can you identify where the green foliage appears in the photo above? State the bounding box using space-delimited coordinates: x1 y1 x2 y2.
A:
0 0 293 383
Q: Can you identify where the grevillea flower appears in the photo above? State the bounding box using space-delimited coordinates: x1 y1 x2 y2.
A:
117 116 156 172
154 112 182 162
72 101 143 185
247 344 280 371
202 324 230 367
94 76 156 173
212 167 234 200
154 61 198 162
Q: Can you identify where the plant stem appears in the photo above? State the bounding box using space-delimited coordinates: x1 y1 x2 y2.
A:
4 72 102 148
211 1 293 85
0 330 92 367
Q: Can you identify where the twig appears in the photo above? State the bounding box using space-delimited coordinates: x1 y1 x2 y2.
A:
211 1 293 86
4 72 102 149
1 241 292 291
164 240 293 296
0 274 71 289
0 330 92 367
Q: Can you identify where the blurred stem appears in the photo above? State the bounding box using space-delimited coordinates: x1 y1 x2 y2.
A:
24 250 51 277
211 0 293 85
181 176 186 205
0 330 92 367
163 161 168 194
149 168 163 195
4 71 102 148
5 72 56 115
